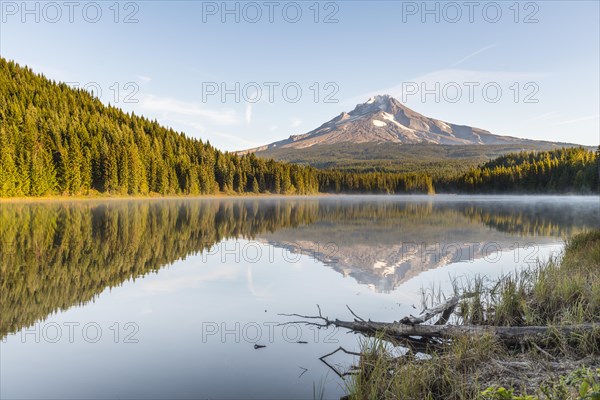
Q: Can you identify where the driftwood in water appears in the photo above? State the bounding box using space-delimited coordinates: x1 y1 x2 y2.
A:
331 320 599 345
280 303 600 347
280 302 599 380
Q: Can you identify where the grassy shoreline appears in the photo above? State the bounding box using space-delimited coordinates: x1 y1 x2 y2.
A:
345 230 600 400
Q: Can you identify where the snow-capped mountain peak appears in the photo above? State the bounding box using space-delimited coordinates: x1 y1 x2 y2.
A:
242 95 537 152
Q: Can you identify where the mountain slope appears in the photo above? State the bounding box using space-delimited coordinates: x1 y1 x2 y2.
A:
245 95 567 152
250 143 577 176
242 95 583 175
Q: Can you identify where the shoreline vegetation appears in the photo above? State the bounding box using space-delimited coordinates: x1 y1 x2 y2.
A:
315 230 600 400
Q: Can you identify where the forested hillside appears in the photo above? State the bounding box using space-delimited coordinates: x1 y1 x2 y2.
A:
253 142 572 176
318 170 434 194
439 147 599 193
0 58 326 197
0 58 597 197
0 58 437 196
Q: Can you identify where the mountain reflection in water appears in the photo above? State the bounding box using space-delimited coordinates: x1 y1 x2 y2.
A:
1 195 598 339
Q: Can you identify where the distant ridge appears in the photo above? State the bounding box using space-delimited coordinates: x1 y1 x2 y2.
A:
241 94 572 153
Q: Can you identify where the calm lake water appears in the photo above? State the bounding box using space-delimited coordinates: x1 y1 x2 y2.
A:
1 195 599 399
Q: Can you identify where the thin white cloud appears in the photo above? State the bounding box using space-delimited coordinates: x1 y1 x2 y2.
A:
246 266 270 298
141 114 261 148
138 95 240 126
450 44 497 67
213 131 263 148
551 115 599 126
140 267 238 294
138 307 154 316
290 118 302 128
523 111 559 123
269 125 279 132
347 69 549 106
137 75 152 83
245 102 252 125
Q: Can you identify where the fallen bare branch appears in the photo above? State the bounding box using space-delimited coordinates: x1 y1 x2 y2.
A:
318 346 362 378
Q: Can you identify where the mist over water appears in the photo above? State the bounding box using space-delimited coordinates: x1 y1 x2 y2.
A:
1 195 598 399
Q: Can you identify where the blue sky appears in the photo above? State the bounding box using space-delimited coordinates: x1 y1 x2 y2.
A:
1 1 598 150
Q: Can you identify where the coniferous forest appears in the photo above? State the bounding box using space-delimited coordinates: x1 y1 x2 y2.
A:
438 147 599 194
0 58 320 197
0 57 598 197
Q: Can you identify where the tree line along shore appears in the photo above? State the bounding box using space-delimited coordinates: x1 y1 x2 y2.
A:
1 58 598 198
